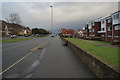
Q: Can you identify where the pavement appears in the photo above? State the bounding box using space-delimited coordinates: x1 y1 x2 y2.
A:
79 39 120 49
2 36 95 78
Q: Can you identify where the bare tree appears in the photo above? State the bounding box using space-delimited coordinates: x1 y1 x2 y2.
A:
6 13 22 25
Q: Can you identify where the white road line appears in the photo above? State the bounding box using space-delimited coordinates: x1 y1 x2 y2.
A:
0 39 49 75
0 52 33 75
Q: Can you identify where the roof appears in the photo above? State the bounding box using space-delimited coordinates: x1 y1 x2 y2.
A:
111 11 120 15
78 29 83 31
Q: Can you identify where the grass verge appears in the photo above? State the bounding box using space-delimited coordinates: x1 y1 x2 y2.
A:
65 38 119 69
2 37 33 43
1 36 48 43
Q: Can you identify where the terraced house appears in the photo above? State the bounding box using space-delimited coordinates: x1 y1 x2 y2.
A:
88 20 101 40
82 11 120 45
83 24 89 39
111 11 120 44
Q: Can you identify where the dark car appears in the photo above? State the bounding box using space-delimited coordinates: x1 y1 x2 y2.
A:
24 35 29 37
51 34 55 37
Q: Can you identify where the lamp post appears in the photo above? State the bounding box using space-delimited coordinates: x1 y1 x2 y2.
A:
50 5 53 34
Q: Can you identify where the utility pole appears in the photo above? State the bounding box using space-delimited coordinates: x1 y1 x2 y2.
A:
50 5 53 34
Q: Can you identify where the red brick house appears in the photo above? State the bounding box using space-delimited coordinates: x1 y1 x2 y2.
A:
83 24 89 39
60 29 67 36
60 29 75 37
106 16 113 42
98 16 107 41
78 29 84 36
111 11 120 44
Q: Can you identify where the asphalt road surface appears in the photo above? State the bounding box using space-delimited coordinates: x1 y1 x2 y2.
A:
2 36 95 78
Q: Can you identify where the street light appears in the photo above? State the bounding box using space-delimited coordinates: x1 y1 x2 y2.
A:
50 5 53 34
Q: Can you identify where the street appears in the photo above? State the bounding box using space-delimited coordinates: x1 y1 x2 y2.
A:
2 36 95 78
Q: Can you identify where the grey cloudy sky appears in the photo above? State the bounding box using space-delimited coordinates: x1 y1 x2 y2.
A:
1 2 118 33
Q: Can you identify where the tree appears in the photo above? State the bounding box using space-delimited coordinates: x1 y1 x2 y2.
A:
32 28 49 34
6 13 22 25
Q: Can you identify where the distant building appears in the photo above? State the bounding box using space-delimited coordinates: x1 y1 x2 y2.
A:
60 28 75 37
78 29 84 37
83 24 89 37
2 26 11 36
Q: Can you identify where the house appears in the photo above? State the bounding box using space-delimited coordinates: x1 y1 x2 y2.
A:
80 11 120 45
111 11 120 44
83 24 89 39
89 20 101 38
77 29 84 37
60 29 67 36
5 26 11 35
106 16 113 42
23 27 31 35
2 26 11 36
88 22 92 37
60 29 75 37
66 29 75 37
98 16 108 41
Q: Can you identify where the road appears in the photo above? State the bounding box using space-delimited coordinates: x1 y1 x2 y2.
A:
2 36 95 78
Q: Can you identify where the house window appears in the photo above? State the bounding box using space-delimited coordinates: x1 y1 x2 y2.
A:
116 13 119 19
115 25 120 30
114 15 115 19
92 23 95 26
108 19 112 23
108 35 112 37
101 35 104 37
114 35 120 38
89 29 92 32
108 27 112 31
101 28 105 31
92 29 94 32
102 20 104 24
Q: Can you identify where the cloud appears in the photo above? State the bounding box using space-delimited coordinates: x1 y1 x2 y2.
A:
2 2 118 33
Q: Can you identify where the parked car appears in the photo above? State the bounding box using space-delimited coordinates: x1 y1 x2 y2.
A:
11 35 17 38
51 34 55 37
24 35 29 37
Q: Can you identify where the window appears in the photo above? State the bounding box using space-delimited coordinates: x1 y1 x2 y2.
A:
114 13 119 20
102 20 104 24
116 13 119 19
108 27 112 31
114 15 115 19
108 19 112 23
89 29 92 32
115 25 120 30
101 35 104 37
92 29 94 32
114 35 120 38
108 35 112 37
101 28 105 31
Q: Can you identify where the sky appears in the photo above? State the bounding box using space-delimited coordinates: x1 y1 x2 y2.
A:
1 1 119 34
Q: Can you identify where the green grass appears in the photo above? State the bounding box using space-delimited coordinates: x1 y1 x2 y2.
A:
2 37 33 43
1 36 48 43
65 38 119 69
89 40 110 45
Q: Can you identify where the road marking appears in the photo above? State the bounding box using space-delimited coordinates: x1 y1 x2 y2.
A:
0 39 49 75
0 52 33 75
31 39 49 51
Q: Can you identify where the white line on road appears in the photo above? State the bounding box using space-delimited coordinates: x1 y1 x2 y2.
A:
0 39 49 75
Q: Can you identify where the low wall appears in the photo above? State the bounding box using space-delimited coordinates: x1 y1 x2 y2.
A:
60 36 120 78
